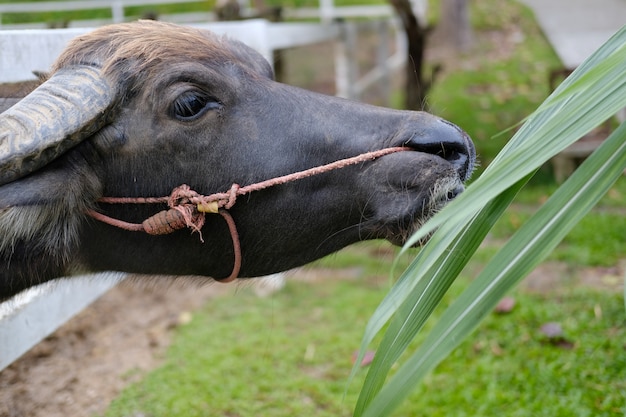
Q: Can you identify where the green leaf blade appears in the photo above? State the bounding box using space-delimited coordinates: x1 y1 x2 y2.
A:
354 25 626 417
360 122 626 417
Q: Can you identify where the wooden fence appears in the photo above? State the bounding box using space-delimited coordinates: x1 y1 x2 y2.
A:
0 16 406 371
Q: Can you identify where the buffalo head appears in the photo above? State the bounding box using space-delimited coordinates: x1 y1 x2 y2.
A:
0 20 475 298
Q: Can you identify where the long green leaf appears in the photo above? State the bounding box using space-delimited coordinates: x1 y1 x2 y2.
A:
352 26 626 383
353 177 528 415
353 26 626 417
354 29 626 348
360 120 626 417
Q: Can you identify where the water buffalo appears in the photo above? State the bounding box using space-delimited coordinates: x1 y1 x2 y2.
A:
0 20 475 300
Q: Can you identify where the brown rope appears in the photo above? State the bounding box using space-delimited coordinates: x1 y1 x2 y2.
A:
88 146 410 282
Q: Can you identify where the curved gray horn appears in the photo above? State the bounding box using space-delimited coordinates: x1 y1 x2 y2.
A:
0 65 116 186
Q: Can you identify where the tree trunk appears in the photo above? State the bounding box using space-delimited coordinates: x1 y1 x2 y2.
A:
433 0 472 52
388 0 429 110
214 0 241 21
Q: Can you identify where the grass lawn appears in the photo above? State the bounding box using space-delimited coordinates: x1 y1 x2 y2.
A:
101 242 625 417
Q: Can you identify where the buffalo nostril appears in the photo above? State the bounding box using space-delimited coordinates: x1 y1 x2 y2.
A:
404 117 476 181
437 119 476 181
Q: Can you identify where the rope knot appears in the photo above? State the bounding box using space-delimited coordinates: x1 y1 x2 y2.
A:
168 184 198 207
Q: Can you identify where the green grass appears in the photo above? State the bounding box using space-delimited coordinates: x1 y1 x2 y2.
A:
101 249 625 417
103 275 389 417
400 286 626 417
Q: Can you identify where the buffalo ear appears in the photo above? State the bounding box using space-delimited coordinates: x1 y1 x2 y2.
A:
0 170 74 208
0 156 99 277
0 79 40 114
0 164 101 210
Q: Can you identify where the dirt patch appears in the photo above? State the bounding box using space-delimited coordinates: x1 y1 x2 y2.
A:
521 260 625 294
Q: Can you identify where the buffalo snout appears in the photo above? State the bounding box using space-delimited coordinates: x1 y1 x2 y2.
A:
395 116 476 183
347 112 476 247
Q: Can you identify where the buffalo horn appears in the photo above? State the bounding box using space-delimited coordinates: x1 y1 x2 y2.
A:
0 65 115 186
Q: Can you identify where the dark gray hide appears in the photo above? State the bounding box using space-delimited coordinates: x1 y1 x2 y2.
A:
0 20 475 299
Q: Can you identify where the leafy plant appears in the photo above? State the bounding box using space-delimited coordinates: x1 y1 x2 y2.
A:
353 26 626 417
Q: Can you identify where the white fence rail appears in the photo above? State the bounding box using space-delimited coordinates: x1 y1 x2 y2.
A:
0 19 340 82
0 0 207 28
0 274 126 371
0 17 405 371
0 0 426 29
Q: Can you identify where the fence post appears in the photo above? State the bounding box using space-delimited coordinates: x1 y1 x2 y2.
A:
0 273 125 371
319 0 334 24
112 0 125 23
334 20 358 99
376 19 391 106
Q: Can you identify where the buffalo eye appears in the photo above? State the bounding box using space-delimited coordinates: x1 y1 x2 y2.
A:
171 91 221 121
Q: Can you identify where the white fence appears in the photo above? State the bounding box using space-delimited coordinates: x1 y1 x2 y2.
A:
0 0 425 29
0 17 406 371
0 18 403 99
0 19 338 81
0 0 208 28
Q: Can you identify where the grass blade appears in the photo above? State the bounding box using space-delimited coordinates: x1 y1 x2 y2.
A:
353 26 626 417
353 177 528 415
359 120 626 417
353 31 626 372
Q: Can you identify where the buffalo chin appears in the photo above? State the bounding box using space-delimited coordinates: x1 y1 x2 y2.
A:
382 176 464 247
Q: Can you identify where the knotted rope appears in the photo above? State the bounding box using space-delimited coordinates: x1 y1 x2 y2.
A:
87 146 410 282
